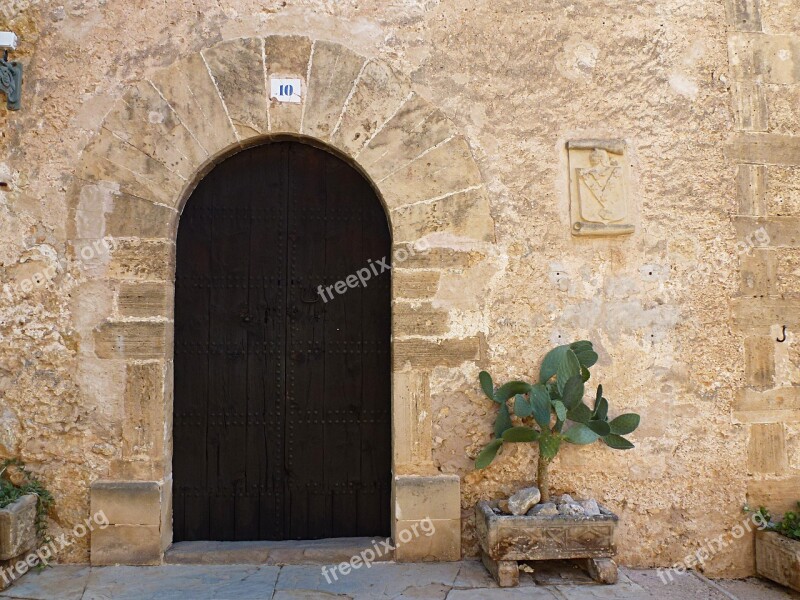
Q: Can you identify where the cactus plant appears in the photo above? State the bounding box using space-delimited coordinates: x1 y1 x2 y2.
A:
475 340 640 501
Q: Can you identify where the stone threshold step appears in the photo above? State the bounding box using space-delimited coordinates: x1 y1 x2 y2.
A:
165 537 394 565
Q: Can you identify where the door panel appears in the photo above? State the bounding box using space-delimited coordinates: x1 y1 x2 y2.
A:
173 141 391 541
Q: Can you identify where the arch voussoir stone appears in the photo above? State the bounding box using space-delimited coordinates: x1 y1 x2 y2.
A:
148 53 239 158
102 80 208 181
264 34 313 133
330 58 412 158
355 93 458 181
379 136 483 210
77 128 185 208
83 34 494 568
301 40 367 140
201 37 269 139
391 186 494 243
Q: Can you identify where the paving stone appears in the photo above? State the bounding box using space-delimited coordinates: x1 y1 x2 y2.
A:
277 562 461 598
446 587 560 599
274 591 352 599
716 576 800 599
452 559 500 588
166 537 395 566
622 568 729 599
0 565 90 600
0 563 794 599
82 565 279 600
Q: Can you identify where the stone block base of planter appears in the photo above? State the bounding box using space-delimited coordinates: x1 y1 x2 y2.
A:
475 500 618 587
0 495 37 562
0 495 39 591
756 530 800 592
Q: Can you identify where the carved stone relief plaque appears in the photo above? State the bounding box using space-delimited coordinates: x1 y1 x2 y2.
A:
568 139 634 236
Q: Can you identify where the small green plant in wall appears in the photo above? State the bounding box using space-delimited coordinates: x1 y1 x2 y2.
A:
475 340 641 501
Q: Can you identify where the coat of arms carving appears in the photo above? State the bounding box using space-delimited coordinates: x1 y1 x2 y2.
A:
568 140 634 236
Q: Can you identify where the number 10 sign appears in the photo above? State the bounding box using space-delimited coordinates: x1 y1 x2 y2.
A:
270 78 302 104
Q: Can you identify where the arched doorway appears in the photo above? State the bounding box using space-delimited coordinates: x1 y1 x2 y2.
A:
173 140 392 541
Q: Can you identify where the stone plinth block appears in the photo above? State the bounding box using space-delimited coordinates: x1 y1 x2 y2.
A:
0 495 37 561
393 475 461 562
90 480 166 565
90 480 162 527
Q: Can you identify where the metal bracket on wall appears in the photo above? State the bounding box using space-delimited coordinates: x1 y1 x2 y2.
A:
0 51 23 111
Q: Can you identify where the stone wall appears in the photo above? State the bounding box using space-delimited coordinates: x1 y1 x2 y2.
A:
0 0 795 576
726 0 800 525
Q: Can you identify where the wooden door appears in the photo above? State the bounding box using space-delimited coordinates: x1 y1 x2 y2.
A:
173 141 391 541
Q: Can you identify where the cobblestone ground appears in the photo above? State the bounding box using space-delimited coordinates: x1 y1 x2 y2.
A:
0 561 798 600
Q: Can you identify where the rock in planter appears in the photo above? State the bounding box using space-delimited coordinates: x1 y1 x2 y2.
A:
756 530 800 592
579 499 601 517
527 502 558 517
0 495 37 561
475 499 618 587
507 486 541 516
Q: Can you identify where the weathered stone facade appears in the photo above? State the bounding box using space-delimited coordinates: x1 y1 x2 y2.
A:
0 0 798 577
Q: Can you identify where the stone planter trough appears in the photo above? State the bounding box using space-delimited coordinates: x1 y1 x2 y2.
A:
475 499 618 587
756 530 800 592
0 494 37 562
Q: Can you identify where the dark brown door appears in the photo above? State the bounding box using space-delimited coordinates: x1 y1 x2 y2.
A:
173 141 391 541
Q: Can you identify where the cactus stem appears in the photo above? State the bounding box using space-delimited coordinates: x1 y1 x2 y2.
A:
537 453 551 502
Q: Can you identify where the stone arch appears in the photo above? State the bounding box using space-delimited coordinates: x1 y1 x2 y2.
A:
72 36 494 565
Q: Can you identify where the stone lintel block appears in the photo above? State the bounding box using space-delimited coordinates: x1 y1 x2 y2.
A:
747 423 788 473
331 58 411 158
393 370 432 467
0 495 37 561
725 0 762 31
391 187 494 243
393 270 441 299
393 337 481 370
264 35 312 134
90 480 162 527
108 459 166 481
393 302 449 337
740 249 776 296
393 474 460 521
161 477 173 551
743 335 776 388
734 387 800 424
729 34 800 84
736 165 767 217
393 518 460 562
106 239 175 281
108 195 177 240
747 477 800 515
735 216 800 247
381 137 482 210
394 244 485 270
103 80 208 180
123 362 166 459
117 282 173 318
90 524 161 566
726 133 800 167
734 409 800 424
149 53 239 158
732 297 800 330
302 41 366 141
202 38 268 139
731 81 768 132
94 321 172 360
78 129 185 208
358 93 457 182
